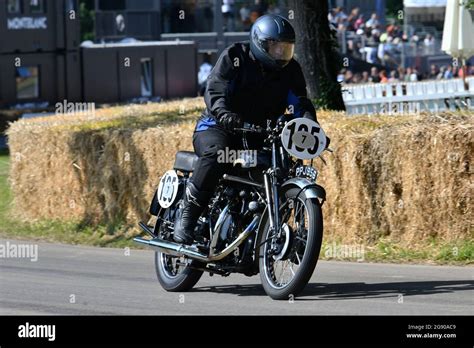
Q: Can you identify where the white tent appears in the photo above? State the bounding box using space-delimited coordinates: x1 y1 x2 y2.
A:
442 0 474 58
442 0 474 86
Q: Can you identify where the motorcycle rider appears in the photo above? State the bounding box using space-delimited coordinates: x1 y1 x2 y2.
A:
174 14 323 245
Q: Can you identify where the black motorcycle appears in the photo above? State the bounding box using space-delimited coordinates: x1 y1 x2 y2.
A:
134 116 330 300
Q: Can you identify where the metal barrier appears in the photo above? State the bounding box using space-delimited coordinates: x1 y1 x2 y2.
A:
342 77 474 115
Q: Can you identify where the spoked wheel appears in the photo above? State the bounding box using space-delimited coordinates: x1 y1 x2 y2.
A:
154 205 204 292
155 252 204 292
259 187 323 300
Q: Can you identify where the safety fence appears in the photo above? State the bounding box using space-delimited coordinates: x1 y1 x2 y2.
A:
342 77 474 115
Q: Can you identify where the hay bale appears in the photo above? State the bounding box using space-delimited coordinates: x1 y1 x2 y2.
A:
317 111 473 245
6 100 473 245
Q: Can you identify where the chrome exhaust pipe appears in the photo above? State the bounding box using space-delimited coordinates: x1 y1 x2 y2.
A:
134 215 260 262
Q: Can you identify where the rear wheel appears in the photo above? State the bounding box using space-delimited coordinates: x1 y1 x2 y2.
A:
154 204 204 292
155 251 204 292
258 187 323 300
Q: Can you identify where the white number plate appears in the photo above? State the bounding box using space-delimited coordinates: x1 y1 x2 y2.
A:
157 170 179 208
281 118 327 160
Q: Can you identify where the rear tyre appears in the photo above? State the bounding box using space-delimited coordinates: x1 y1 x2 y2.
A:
154 204 204 292
155 252 204 292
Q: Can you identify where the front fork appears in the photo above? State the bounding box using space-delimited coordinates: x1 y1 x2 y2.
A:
264 142 282 240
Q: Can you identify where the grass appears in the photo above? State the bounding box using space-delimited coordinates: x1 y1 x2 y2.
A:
320 239 473 265
0 149 471 264
0 149 143 249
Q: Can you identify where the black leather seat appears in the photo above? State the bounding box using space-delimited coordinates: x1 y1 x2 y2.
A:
174 151 199 173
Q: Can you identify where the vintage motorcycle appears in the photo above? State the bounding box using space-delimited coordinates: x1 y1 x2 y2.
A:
134 115 330 300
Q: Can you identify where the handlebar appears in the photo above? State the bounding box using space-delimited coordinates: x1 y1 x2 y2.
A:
234 122 266 134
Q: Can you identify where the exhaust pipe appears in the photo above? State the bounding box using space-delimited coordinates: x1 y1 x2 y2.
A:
134 215 260 262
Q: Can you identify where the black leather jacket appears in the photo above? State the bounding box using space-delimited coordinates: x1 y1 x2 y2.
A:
197 42 316 131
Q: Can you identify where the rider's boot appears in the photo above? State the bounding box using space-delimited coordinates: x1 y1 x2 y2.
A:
173 182 211 245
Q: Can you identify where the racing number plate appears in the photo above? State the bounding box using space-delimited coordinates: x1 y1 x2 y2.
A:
295 165 318 181
157 170 179 209
281 118 327 160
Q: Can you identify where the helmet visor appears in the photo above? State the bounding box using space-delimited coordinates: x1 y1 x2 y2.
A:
263 40 295 67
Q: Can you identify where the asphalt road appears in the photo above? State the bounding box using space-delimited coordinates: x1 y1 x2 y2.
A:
0 239 473 315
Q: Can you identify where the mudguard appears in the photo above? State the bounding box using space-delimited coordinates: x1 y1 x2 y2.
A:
281 178 326 202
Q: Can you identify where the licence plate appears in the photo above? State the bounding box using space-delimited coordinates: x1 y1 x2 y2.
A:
295 165 318 181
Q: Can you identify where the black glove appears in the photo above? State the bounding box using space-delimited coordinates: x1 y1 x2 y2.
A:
219 113 243 132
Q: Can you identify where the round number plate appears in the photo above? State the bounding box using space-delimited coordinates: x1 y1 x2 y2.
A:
281 118 327 160
157 170 179 209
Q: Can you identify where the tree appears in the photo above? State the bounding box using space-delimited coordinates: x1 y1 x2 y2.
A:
79 0 95 42
287 0 345 111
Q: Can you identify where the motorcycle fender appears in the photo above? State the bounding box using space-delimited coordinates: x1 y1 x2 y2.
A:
281 178 326 202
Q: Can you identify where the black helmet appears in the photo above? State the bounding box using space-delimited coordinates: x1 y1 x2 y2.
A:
250 14 296 71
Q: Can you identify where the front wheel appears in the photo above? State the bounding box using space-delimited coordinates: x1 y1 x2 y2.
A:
259 187 323 300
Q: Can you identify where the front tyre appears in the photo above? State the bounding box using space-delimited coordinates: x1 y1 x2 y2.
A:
259 187 323 300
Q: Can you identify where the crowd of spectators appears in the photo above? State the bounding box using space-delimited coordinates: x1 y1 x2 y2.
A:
330 6 474 85
338 64 474 85
329 6 440 69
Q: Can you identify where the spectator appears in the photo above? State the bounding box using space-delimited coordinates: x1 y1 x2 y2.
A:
346 7 360 30
363 31 378 64
369 67 381 83
250 0 266 24
334 7 348 21
222 0 235 31
361 71 370 83
423 34 435 54
377 38 386 65
267 4 281 16
444 65 454 79
414 67 422 81
379 70 388 83
365 13 379 29
337 69 346 83
239 4 251 31
328 8 337 26
352 73 362 84
388 70 399 82
198 54 213 96
397 67 406 81
354 14 364 31
427 64 439 80
344 69 354 84
437 66 446 80
347 40 362 59
405 67 418 82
